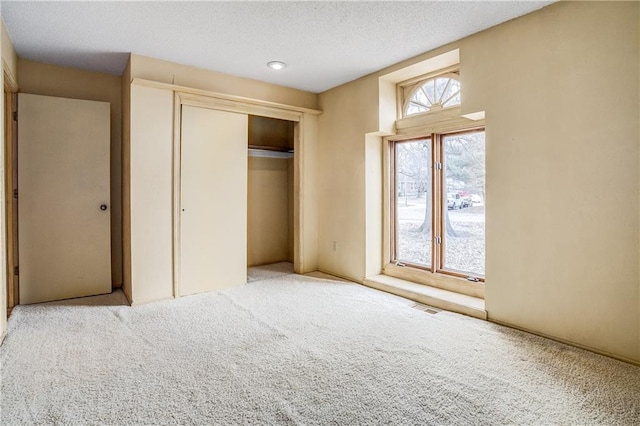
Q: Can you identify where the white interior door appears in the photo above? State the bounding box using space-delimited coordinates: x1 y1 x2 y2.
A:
180 106 247 296
18 93 111 304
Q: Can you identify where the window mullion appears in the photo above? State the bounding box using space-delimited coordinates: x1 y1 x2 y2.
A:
432 133 443 272
390 142 397 262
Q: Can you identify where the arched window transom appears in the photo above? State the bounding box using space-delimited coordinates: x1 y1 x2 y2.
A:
404 73 461 117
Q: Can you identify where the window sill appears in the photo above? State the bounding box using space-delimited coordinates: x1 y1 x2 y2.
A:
364 274 486 320
383 263 484 299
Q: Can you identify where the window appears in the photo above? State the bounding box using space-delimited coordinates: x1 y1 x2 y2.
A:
403 73 461 117
392 129 485 280
394 138 433 267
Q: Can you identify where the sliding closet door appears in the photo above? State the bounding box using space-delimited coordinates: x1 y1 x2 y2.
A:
179 106 248 296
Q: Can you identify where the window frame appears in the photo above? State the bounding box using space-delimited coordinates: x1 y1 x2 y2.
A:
402 73 461 117
388 126 486 283
438 128 486 280
390 136 436 273
397 65 460 120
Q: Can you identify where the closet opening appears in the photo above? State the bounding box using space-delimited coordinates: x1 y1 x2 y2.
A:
247 115 295 280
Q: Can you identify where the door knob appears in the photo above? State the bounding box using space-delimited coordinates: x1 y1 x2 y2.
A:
100 204 108 211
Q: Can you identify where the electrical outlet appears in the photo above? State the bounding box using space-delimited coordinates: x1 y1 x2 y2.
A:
332 241 338 251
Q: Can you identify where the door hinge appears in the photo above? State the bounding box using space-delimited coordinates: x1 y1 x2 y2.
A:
12 111 17 122
435 236 442 244
13 266 18 276
435 162 442 170
13 189 17 200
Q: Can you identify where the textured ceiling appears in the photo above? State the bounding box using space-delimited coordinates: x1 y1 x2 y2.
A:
1 1 553 93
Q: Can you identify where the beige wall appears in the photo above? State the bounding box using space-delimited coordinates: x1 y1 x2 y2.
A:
17 59 123 289
1 18 17 88
465 2 639 362
317 1 640 362
317 77 379 280
130 54 318 110
247 156 293 266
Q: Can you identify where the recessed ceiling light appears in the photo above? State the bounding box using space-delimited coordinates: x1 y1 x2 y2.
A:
267 61 287 70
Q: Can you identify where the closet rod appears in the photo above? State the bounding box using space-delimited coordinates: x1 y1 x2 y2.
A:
248 148 294 159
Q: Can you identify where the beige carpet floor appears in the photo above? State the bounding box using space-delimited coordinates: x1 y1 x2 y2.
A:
1 266 639 425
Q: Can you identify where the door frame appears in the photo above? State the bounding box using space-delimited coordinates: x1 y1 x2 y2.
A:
4 69 18 313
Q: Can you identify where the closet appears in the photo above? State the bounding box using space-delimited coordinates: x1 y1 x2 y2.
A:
124 80 318 305
247 116 294 268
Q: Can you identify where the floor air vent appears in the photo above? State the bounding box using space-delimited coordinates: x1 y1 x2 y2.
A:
411 303 441 315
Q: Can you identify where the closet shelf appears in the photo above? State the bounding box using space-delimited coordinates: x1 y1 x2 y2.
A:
248 145 294 159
